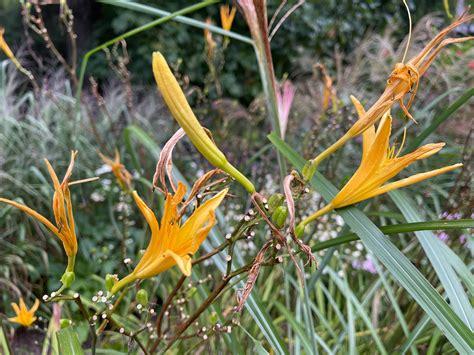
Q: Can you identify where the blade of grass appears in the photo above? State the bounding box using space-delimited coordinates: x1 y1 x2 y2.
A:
326 268 388 355
98 0 253 44
268 132 474 353
390 190 474 330
370 255 419 355
275 300 332 354
312 219 474 252
56 327 84 355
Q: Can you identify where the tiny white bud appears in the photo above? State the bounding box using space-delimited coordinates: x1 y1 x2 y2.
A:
225 233 232 240
225 255 232 261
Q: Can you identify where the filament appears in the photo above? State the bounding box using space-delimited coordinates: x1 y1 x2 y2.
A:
401 0 412 64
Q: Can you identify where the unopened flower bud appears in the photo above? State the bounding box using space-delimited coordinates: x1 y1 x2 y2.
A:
105 274 118 291
302 161 317 181
267 193 284 211
295 223 306 238
136 289 148 306
60 272 75 288
187 287 197 298
208 311 218 325
271 206 288 229
60 319 72 329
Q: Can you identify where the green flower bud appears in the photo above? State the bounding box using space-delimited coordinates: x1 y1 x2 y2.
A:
267 193 284 210
295 223 306 238
271 206 288 229
60 319 72 329
105 274 118 292
60 272 75 288
186 287 197 298
136 289 148 306
302 161 317 181
208 311 218 325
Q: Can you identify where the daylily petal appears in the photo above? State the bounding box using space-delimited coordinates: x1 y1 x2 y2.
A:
30 299 40 313
0 198 63 242
132 191 160 234
176 210 216 256
164 250 192 276
179 189 227 240
11 302 20 315
368 163 462 198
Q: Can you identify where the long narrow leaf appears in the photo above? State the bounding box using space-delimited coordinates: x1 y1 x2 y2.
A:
390 190 474 330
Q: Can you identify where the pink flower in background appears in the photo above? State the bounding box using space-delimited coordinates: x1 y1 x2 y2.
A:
437 232 449 242
469 61 474 70
276 80 296 138
352 257 377 274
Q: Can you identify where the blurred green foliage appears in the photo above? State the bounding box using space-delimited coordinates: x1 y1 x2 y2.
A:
0 0 446 103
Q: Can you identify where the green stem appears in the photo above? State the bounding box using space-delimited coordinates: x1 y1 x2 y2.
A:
222 161 256 193
66 255 75 272
312 219 474 252
98 0 253 44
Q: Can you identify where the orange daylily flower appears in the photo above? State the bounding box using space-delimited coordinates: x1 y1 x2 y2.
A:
99 149 132 191
306 13 473 177
8 298 40 327
0 151 83 270
204 17 217 61
220 4 237 31
300 97 462 226
0 27 21 69
111 183 228 294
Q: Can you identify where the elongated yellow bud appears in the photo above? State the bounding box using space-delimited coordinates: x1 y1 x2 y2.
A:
152 52 256 193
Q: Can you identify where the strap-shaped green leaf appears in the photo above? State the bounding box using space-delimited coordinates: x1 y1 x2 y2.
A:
56 327 84 355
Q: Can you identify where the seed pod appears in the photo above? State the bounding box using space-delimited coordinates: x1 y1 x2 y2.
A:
272 206 288 229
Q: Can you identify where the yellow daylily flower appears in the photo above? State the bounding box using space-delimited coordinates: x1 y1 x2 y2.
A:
0 151 80 273
220 4 237 31
305 13 473 178
111 183 228 294
99 149 132 191
152 52 256 194
8 298 40 327
300 98 462 226
0 27 20 68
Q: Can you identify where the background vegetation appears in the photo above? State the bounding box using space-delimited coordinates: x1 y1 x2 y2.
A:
0 0 472 353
